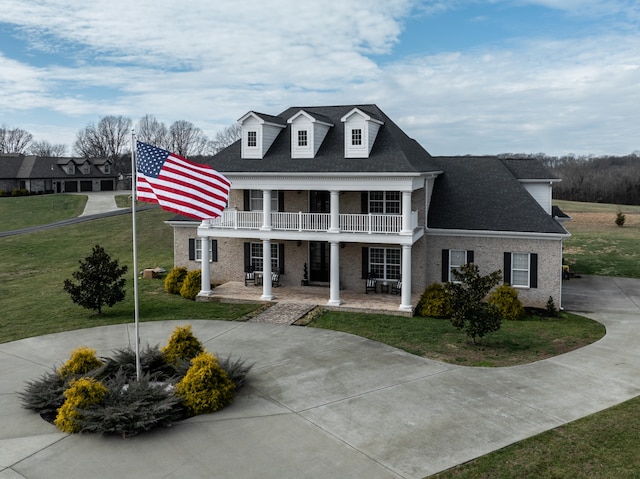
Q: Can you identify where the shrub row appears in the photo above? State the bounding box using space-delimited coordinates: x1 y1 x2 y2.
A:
164 266 202 300
20 324 252 437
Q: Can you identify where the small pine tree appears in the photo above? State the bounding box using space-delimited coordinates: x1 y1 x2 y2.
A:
615 211 626 227
546 296 559 317
63 245 127 314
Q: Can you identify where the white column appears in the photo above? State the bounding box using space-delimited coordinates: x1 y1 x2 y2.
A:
199 236 212 296
401 190 412 234
329 190 340 232
262 189 272 230
399 244 412 312
261 239 273 301
327 241 342 306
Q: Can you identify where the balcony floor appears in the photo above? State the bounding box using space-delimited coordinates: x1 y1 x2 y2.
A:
204 281 420 317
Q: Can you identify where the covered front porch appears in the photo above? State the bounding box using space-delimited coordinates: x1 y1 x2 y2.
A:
198 281 421 317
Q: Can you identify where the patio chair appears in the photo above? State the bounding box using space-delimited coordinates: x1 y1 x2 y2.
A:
244 266 256 286
365 275 377 294
271 271 280 287
391 279 402 295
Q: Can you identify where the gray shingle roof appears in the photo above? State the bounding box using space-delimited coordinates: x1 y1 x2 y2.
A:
428 156 568 234
210 104 439 174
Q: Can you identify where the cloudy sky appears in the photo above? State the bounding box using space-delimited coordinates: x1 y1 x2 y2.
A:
1 0 638 156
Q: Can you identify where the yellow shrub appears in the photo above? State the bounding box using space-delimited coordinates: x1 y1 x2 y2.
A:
54 377 108 433
161 324 204 365
164 267 188 295
416 283 453 318
488 284 525 321
175 352 235 416
58 347 103 378
179 269 201 300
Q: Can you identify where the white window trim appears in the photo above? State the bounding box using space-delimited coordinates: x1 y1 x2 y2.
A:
448 249 467 282
368 191 401 215
249 190 278 211
195 239 213 262
511 252 531 288
250 242 280 273
369 247 401 281
247 130 258 148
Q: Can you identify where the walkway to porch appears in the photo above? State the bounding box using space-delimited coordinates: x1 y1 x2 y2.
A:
201 281 420 317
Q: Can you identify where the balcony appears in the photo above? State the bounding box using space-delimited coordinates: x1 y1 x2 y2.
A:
204 210 419 235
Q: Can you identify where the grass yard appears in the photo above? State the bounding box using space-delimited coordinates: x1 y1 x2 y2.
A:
556 199 640 278
0 194 87 231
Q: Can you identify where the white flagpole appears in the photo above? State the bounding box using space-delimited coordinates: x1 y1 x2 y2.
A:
130 131 142 381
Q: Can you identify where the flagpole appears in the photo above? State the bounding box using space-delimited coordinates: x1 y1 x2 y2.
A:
130 130 142 381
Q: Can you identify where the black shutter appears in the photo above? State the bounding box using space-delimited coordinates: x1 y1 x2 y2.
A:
211 240 218 262
278 191 285 212
244 242 251 272
441 249 449 282
530 253 538 288
188 239 195 261
361 192 369 214
243 190 250 210
361 247 369 278
278 243 285 273
466 250 474 265
503 252 511 285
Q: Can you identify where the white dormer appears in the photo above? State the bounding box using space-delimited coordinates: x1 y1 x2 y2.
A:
287 110 333 159
340 107 384 158
520 180 558 215
238 111 286 159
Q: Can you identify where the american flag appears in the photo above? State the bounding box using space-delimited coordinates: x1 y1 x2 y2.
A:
135 141 230 220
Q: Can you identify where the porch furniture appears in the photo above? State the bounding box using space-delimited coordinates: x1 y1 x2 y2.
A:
244 271 255 286
365 276 377 294
379 282 390 294
271 272 281 287
391 279 402 295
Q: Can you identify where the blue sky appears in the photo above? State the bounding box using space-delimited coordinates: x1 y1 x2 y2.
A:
1 0 639 156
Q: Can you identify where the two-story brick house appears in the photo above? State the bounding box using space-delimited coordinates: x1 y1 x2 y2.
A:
167 104 570 312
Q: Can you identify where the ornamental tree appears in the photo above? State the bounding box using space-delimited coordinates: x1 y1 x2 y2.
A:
63 245 128 314
445 263 503 344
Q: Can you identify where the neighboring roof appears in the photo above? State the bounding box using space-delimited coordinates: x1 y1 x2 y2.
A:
0 155 27 178
552 205 571 219
428 156 568 234
211 104 440 174
0 155 116 180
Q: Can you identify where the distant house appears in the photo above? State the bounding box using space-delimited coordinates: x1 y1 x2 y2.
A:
0 154 117 193
166 104 570 311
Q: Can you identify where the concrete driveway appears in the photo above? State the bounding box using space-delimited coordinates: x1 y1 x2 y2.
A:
1 276 640 479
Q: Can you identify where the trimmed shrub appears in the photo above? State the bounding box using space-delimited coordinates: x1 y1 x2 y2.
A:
180 269 201 300
161 324 204 365
164 266 188 295
488 284 525 321
175 352 235 417
59 347 103 378
54 377 108 433
416 282 453 318
20 368 66 419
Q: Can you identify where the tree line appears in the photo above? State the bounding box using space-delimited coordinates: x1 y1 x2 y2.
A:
498 152 640 206
1 116 241 173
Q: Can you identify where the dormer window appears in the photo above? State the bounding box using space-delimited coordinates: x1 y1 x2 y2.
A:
247 131 257 147
298 130 308 147
351 129 362 146
67 163 75 174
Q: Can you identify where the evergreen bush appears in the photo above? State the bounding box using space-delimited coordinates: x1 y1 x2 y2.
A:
180 269 201 300
416 282 453 318
175 352 235 416
488 284 525 321
54 377 108 433
615 210 626 227
546 296 559 317
19 368 66 419
164 266 188 295
161 324 204 365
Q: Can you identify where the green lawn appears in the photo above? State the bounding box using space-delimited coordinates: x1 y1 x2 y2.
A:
0 194 87 231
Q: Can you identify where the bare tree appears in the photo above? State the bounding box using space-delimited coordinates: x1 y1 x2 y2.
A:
136 114 170 149
209 123 241 154
0 126 33 154
29 140 67 157
74 116 132 172
169 120 208 157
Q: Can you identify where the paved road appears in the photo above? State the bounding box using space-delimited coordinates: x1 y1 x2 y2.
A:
1 275 639 478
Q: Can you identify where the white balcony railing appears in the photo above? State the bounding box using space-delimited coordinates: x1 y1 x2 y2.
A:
205 210 418 234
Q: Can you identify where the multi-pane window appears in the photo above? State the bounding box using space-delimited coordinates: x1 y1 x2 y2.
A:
449 249 467 281
351 128 362 146
369 191 401 214
250 242 280 272
195 239 212 262
249 190 279 211
511 252 530 287
369 247 401 280
247 131 257 147
297 130 308 147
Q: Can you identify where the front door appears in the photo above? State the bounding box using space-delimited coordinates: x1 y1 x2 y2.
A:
310 241 330 282
309 191 330 282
